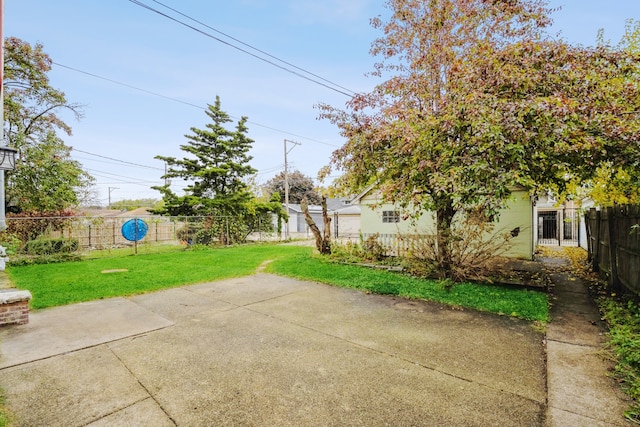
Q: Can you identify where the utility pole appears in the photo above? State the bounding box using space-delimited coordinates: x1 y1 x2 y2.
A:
283 139 300 239
108 187 119 208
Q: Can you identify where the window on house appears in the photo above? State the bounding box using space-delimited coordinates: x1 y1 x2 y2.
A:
382 210 400 223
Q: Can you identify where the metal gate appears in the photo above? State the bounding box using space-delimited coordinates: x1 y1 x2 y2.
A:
538 209 579 246
538 211 558 245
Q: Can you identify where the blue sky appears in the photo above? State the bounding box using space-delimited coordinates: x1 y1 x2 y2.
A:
5 1 640 206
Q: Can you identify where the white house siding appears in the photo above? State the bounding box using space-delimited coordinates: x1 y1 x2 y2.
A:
329 203 360 239
358 189 534 260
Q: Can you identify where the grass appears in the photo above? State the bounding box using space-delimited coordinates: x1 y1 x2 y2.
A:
6 243 548 322
81 242 186 259
266 250 549 322
0 389 12 427
599 299 640 423
7 244 303 309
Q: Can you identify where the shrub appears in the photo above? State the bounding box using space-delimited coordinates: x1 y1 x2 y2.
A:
329 240 367 263
363 233 387 261
176 222 223 245
401 214 515 282
0 233 23 255
23 238 79 255
329 234 394 265
193 227 218 245
176 222 205 244
9 252 83 266
176 217 250 246
7 210 76 244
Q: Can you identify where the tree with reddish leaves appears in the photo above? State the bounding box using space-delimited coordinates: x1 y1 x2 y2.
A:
319 0 640 278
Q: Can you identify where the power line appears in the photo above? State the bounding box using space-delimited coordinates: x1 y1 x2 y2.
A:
72 155 155 169
255 165 285 176
82 155 287 187
53 62 340 148
86 169 162 185
98 181 161 185
149 0 355 96
75 145 293 183
72 148 164 170
128 0 355 97
53 62 205 110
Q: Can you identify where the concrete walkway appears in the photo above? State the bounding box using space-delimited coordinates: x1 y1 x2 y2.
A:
0 274 546 426
541 254 634 426
0 258 635 426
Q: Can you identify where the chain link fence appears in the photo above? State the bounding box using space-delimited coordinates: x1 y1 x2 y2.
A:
4 215 282 251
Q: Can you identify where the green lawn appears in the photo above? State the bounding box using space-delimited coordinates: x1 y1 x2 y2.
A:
266 250 548 322
6 243 548 321
7 244 302 309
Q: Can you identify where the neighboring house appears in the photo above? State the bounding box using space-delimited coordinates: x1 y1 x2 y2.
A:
284 198 361 239
327 198 361 239
284 204 324 237
353 186 535 260
534 194 591 250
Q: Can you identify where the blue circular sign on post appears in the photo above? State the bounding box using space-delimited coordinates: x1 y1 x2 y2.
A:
121 218 148 242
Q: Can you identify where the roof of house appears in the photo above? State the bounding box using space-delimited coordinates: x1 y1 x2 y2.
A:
333 205 361 215
350 184 377 204
286 198 361 215
286 204 323 214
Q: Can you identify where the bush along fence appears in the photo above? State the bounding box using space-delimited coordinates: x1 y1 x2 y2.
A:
585 205 640 296
3 215 281 252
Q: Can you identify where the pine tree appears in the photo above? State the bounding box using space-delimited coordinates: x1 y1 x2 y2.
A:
153 96 257 218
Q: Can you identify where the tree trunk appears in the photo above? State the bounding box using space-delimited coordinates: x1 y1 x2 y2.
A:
322 196 332 249
436 202 456 279
301 196 331 254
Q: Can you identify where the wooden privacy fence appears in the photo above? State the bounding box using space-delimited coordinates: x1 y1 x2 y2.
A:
585 205 640 295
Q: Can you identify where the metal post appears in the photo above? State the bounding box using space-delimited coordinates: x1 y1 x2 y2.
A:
558 210 564 247
108 187 119 208
283 139 300 239
0 173 5 231
134 219 138 255
284 140 289 239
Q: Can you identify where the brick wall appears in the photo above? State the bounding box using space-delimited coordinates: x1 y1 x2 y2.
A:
0 290 32 326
